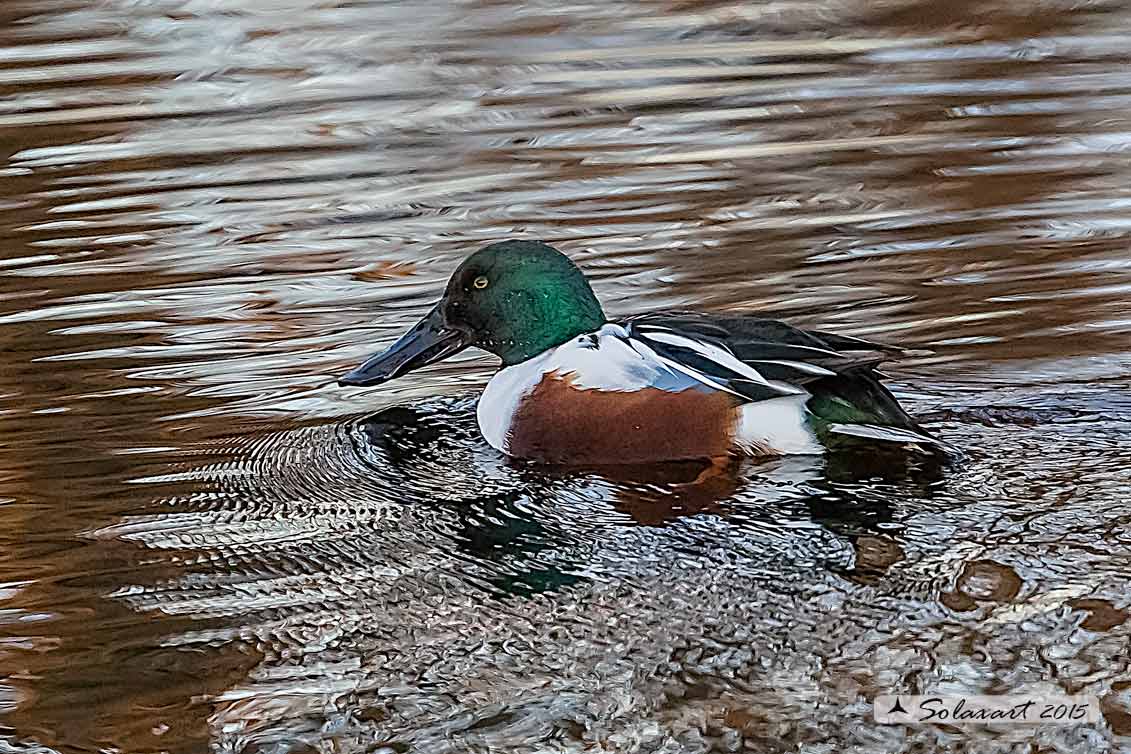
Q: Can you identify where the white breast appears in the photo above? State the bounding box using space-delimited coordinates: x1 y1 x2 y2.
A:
477 352 549 453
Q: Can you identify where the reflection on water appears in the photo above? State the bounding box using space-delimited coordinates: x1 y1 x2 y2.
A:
1 0 1130 752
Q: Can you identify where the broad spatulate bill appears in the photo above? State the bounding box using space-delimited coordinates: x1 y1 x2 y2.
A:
339 240 949 464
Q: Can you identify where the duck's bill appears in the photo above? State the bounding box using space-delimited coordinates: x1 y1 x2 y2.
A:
338 305 469 387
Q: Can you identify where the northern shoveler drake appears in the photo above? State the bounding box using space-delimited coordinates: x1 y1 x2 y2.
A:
339 240 948 464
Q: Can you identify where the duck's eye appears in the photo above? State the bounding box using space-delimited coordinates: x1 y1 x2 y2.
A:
473 275 489 289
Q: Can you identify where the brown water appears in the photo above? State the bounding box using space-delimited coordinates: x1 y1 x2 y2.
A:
2 1 1131 752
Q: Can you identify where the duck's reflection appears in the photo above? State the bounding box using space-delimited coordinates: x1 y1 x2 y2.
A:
351 399 949 595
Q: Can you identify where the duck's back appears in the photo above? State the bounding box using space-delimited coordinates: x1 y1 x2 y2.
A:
625 311 940 450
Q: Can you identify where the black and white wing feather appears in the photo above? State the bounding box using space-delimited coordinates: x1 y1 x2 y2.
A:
624 324 807 401
621 311 948 451
622 311 903 401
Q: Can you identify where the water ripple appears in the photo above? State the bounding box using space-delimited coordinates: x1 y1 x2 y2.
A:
2 0 1131 751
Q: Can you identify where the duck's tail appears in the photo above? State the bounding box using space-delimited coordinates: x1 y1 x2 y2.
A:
805 367 955 454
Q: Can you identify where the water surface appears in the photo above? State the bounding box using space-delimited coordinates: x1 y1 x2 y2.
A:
1 1 1131 752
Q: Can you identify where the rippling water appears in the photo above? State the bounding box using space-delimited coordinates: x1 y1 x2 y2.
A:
2 1 1131 752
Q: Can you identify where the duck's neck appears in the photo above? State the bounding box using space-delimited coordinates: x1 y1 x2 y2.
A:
486 292 605 366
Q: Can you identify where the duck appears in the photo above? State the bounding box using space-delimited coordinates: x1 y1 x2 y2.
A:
339 240 948 465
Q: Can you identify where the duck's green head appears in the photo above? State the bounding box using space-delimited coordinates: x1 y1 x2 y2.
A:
339 240 605 386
